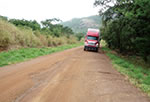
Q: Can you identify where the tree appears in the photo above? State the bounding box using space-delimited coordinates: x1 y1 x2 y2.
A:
41 18 62 28
95 0 150 61
9 19 41 30
41 18 74 37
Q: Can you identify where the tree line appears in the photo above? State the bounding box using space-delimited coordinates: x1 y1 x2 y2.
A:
94 0 150 62
9 18 74 37
0 15 74 37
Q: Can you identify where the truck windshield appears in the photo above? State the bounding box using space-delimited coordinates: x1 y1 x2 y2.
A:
87 36 98 40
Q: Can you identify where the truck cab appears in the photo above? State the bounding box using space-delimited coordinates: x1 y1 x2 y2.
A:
84 28 100 52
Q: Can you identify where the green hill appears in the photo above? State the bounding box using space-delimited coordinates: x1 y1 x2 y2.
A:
61 15 102 33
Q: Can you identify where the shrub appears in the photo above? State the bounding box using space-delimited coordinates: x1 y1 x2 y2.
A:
0 19 20 49
0 19 79 50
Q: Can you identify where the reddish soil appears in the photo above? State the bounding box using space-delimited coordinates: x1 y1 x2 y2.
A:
0 47 149 102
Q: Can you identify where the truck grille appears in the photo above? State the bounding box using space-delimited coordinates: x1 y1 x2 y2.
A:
88 42 95 45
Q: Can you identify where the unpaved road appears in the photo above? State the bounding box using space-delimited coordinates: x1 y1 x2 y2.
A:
0 47 150 102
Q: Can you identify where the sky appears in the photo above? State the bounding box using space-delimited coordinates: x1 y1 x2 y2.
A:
0 0 99 22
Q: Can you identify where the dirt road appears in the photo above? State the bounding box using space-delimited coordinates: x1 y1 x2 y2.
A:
0 47 149 102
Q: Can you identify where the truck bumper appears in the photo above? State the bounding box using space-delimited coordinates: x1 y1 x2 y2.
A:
84 46 98 51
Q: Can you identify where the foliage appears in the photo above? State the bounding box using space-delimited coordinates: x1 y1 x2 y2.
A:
9 19 41 30
94 0 150 62
0 42 83 67
8 17 74 37
75 33 85 41
0 19 78 50
41 19 74 37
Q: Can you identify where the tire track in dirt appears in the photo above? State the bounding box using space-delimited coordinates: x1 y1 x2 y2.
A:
0 46 150 102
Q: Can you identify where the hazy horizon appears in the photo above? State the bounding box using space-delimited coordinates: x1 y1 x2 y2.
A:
0 0 99 22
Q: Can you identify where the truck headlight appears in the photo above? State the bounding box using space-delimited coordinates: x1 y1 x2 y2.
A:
85 42 88 45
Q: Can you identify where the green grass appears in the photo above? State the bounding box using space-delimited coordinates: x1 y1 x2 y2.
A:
0 42 83 67
101 43 150 96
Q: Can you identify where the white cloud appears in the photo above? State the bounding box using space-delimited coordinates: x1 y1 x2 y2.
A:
0 0 99 22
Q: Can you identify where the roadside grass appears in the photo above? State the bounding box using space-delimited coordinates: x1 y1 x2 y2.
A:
101 40 150 96
0 42 83 67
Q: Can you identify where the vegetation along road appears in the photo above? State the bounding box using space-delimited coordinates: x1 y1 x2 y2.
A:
0 47 150 102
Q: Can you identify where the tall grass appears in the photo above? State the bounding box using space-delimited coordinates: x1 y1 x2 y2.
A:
0 19 78 50
101 42 150 96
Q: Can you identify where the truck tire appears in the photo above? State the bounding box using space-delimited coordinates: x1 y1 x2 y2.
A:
96 48 98 52
84 47 86 51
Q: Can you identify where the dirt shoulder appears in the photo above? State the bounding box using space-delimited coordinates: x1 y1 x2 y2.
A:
0 47 149 102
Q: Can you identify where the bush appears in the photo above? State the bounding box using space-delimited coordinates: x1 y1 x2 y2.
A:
0 19 20 49
143 75 150 85
0 19 79 50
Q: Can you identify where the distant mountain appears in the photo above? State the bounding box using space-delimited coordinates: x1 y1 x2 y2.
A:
61 15 102 33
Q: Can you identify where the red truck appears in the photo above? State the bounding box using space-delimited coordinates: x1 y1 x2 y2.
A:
84 28 100 52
